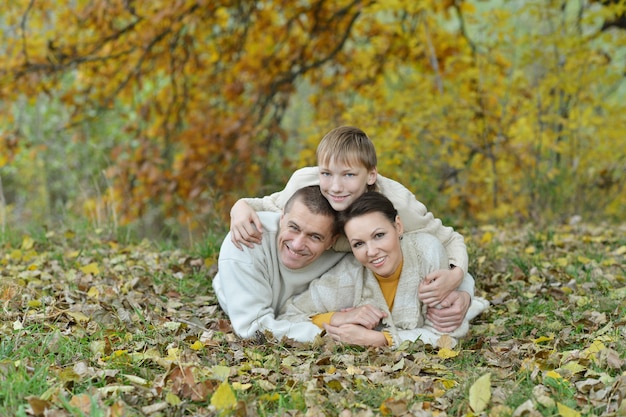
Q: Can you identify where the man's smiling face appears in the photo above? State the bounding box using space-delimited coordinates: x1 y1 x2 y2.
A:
277 200 335 270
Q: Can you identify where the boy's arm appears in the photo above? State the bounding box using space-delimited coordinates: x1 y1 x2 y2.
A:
237 166 321 212
230 167 321 248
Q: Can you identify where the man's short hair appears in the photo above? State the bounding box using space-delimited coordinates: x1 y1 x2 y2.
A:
284 185 339 236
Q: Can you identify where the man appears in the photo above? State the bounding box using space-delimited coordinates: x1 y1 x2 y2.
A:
213 185 346 341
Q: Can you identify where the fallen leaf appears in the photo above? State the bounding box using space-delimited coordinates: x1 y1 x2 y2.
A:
210 382 237 412
469 373 491 413
80 262 100 275
557 402 581 417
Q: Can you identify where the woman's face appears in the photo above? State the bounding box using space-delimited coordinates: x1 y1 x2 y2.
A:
343 211 403 278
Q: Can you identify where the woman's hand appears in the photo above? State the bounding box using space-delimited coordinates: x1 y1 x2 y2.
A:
418 266 464 307
331 305 387 330
229 200 263 250
323 323 388 347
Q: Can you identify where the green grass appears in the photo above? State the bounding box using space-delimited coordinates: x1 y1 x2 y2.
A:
1 222 625 416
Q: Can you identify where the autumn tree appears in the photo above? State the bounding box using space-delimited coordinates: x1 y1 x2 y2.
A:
1 0 624 237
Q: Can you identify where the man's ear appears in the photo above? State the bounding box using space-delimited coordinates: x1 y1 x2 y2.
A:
328 233 339 249
367 167 378 185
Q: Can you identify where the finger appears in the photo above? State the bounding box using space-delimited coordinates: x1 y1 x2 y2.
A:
230 233 243 251
428 313 461 328
242 225 262 244
252 216 264 236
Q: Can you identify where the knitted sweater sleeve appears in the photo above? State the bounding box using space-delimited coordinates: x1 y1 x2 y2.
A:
278 256 364 322
239 167 321 212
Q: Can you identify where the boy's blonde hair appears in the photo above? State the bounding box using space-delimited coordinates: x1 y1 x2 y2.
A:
316 126 377 172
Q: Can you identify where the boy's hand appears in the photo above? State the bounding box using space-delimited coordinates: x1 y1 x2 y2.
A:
425 291 470 332
229 200 263 250
418 266 464 307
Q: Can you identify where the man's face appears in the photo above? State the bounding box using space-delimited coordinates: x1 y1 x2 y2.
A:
278 200 336 270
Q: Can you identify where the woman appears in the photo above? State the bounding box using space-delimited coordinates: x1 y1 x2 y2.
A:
279 192 489 348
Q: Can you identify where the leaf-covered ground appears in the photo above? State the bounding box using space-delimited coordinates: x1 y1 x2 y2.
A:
1 223 625 416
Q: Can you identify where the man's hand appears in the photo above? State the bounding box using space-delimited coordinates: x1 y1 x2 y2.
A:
418 266 464 307
229 200 263 250
426 290 470 332
323 323 388 347
331 305 387 330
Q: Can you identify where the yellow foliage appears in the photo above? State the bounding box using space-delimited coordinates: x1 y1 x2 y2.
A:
1 0 624 228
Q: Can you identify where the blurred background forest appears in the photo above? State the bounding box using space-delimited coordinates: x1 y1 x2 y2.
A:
0 0 624 244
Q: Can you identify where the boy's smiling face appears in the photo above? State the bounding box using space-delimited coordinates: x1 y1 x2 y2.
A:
318 158 377 212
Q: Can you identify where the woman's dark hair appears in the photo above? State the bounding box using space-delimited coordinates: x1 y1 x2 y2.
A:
338 192 397 231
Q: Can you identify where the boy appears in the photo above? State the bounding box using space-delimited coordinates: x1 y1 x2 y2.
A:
229 126 473 332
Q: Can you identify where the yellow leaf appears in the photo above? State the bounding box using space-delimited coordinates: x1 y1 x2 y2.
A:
166 391 182 406
21 236 34 250
440 378 457 389
437 348 459 359
211 365 231 381
122 374 149 386
166 348 180 361
469 373 491 413
27 299 42 308
480 231 493 244
259 393 280 401
87 287 99 299
210 382 236 411
190 340 204 351
555 257 568 267
557 402 581 417
582 340 605 360
232 382 252 391
346 365 364 375
525 246 536 254
559 361 586 374
532 335 554 344
80 262 100 275
66 311 90 323
545 370 562 380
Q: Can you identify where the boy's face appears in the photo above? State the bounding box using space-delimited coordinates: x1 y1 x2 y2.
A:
278 200 337 270
318 159 377 212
